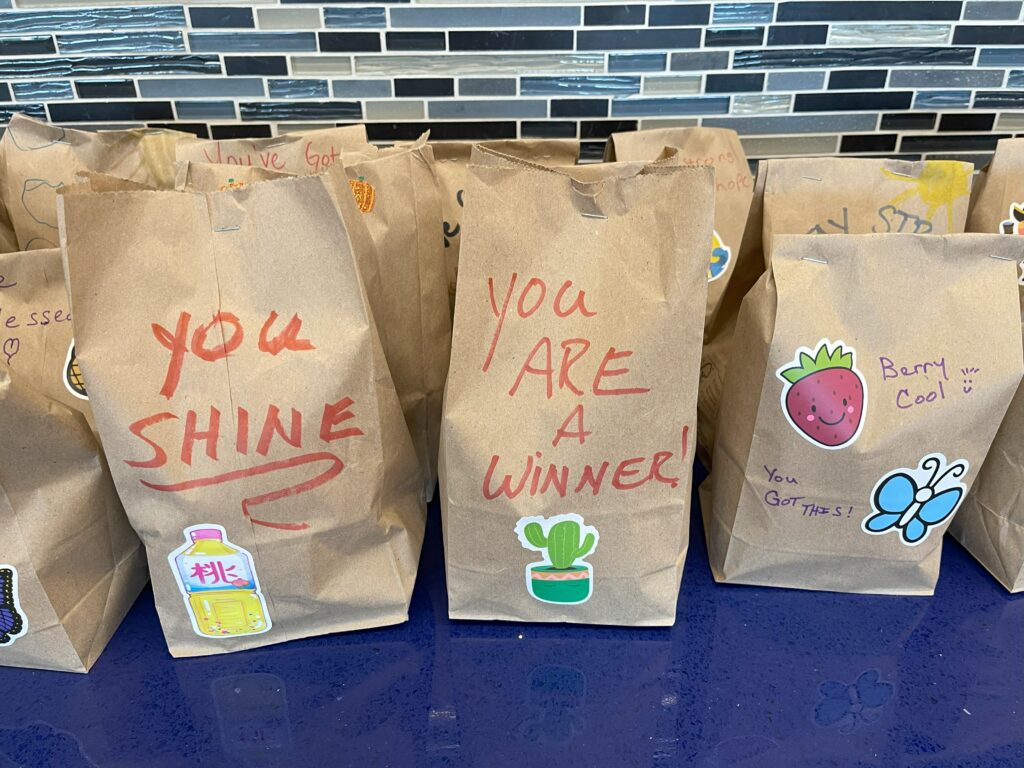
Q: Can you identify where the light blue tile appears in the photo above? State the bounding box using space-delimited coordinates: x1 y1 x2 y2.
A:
390 6 580 28
269 78 329 98
521 75 640 95
323 7 386 28
56 31 184 53
913 90 971 108
963 1 1022 19
702 114 879 135
608 53 666 72
889 69 1006 88
0 6 184 33
611 96 730 117
174 100 236 119
429 99 547 119
188 32 316 53
331 78 391 97
978 48 1024 66
712 3 774 24
459 77 516 96
138 77 265 98
1010 70 1024 87
766 71 825 91
12 80 72 101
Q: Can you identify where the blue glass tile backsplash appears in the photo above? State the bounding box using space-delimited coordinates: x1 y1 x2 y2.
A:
0 0 1017 164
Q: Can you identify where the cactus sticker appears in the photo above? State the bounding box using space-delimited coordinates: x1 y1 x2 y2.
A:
515 513 599 605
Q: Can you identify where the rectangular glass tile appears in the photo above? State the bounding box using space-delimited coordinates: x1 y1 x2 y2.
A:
766 70 826 90
963 1 1022 19
0 54 219 79
913 90 972 107
776 2 962 21
255 8 321 30
49 100 173 122
56 32 184 53
890 69 1006 88
731 93 791 113
609 53 668 72
391 6 580 27
741 134 840 156
0 36 55 55
290 56 354 75
75 78 136 98
702 113 880 134
11 80 72 100
712 3 775 24
668 51 730 70
642 75 702 94
429 98 547 118
364 99 424 119
188 32 317 53
610 95 729 116
521 75 640 95
829 24 951 45
0 6 185 33
323 8 387 28
267 78 329 98
188 7 254 28
138 77 264 97
578 28 701 50
239 101 361 121
458 77 516 95
331 78 391 97
734 46 975 68
974 90 1024 108
174 99 236 119
353 53 604 76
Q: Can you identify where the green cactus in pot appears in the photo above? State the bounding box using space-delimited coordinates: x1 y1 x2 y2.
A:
515 514 599 605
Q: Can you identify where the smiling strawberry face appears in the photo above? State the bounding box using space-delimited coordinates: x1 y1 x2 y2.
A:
777 340 866 449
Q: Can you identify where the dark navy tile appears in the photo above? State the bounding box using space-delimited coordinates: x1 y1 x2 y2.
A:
953 25 1024 44
609 52 668 71
581 118 637 138
734 46 976 68
366 121 516 141
0 36 54 56
914 90 971 107
384 32 443 51
704 26 764 46
579 140 607 161
323 7 388 28
713 3 775 23
267 78 329 98
777 1 963 21
147 121 208 138
0 6 185 34
239 101 362 121
139 76 263 97
395 77 453 97
174 100 236 119
332 78 391 97
450 30 572 50
551 98 608 117
794 90 912 111
669 51 730 70
939 112 995 131
901 133 1007 152
840 134 897 153
578 28 701 50
57 32 183 54
459 77 516 96
648 4 711 25
49 100 173 122
0 83 10 101
188 7 253 28
705 72 764 92
974 90 1024 108
828 70 888 89
224 56 287 76
611 95 730 116
0 103 45 122
521 119 577 138
189 32 316 52
583 5 647 26
521 75 640 95
211 123 271 139
881 111 936 129
766 24 828 45
74 78 136 99
12 80 71 101
0 55 220 79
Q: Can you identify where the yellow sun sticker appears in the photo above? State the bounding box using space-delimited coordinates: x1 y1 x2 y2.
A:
881 161 972 233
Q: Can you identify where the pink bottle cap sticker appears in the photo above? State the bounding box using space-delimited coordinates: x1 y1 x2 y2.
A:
190 528 222 542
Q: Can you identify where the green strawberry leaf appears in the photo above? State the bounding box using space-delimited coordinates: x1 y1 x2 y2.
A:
780 341 855 384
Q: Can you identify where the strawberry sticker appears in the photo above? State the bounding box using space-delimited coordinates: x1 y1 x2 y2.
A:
777 339 866 450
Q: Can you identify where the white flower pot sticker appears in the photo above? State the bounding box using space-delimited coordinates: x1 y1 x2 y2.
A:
515 513 599 605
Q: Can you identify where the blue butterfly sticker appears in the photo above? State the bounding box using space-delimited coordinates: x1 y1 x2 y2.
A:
814 670 893 733
862 453 968 546
0 566 26 645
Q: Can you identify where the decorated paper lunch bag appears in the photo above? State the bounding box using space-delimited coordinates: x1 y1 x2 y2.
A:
0 113 184 250
59 173 425 658
175 123 369 174
952 138 1024 591
698 157 975 467
440 148 713 625
706 233 1023 595
0 247 146 672
433 139 580 315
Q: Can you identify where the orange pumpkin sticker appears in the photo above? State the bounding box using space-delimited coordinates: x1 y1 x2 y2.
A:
219 178 246 192
349 176 376 214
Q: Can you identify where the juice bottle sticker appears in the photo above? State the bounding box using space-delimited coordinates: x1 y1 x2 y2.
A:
168 524 272 639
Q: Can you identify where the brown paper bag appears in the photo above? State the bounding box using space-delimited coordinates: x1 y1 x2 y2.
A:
0 247 146 672
440 148 713 625
952 138 1024 591
175 124 369 176
698 158 975 466
706 233 1023 595
341 139 450 501
0 114 183 250
433 139 580 315
59 174 425 657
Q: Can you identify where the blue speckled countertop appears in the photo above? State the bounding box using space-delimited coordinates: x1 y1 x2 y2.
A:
1 467 1022 768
